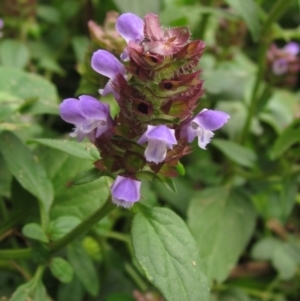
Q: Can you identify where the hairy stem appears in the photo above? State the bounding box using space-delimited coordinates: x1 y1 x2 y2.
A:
0 197 115 260
49 197 115 254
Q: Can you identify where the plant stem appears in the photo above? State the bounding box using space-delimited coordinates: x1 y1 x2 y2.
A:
124 262 148 292
197 0 214 40
0 198 115 260
0 248 32 260
239 0 293 143
49 197 115 254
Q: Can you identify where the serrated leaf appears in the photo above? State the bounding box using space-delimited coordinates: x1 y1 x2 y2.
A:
270 118 300 159
50 257 74 283
0 131 54 215
113 0 161 16
187 187 256 282
212 139 257 168
48 216 81 241
67 241 100 296
0 39 30 69
22 223 49 243
131 206 209 301
29 138 99 161
224 0 260 41
73 168 105 185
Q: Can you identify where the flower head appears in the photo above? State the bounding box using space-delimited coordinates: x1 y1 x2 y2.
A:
111 176 141 208
91 49 126 98
186 109 230 149
138 125 177 164
60 95 112 141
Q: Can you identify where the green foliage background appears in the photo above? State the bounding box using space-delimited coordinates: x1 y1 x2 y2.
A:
0 0 300 300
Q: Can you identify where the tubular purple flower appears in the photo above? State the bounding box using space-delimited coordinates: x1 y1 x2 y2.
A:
272 58 288 75
137 125 177 164
284 42 300 56
111 176 141 208
91 50 126 97
116 13 144 61
60 95 112 141
186 109 230 149
116 13 144 44
0 19 3 30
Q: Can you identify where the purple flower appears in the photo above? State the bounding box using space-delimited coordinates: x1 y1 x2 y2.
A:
137 125 177 164
272 58 288 75
186 109 230 149
91 50 126 98
111 176 141 208
60 95 112 141
284 42 300 56
116 13 144 60
0 19 3 30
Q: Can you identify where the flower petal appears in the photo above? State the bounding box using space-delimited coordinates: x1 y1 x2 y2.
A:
116 13 144 43
197 129 214 149
193 109 230 131
91 50 126 79
140 125 177 145
59 98 86 124
284 42 300 56
111 176 141 208
272 59 288 75
144 140 167 164
79 95 109 120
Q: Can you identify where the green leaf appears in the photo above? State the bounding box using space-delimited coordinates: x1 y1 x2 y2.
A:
34 147 109 220
251 237 281 261
50 257 74 283
67 241 100 296
72 36 90 64
10 279 50 301
131 206 209 301
187 187 256 282
112 0 161 16
0 67 58 114
272 244 297 280
270 118 300 159
223 0 260 41
73 168 105 185
0 40 30 69
57 277 84 301
212 139 257 168
48 216 81 241
0 131 54 215
29 138 99 161
22 223 49 243
57 277 85 301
